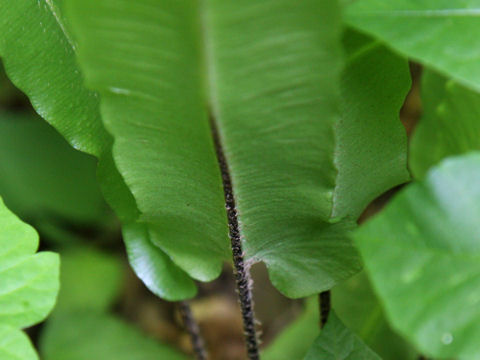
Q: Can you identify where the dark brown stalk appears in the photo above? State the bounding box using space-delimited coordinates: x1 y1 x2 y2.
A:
319 290 331 329
210 117 260 360
178 301 208 360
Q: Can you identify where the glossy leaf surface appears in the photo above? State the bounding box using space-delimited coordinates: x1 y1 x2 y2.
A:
0 0 195 300
410 71 480 178
0 198 59 359
304 312 381 360
346 0 480 91
355 153 480 358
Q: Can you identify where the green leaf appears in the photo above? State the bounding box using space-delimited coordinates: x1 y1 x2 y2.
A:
40 311 188 360
355 152 480 358
304 312 381 360
66 0 361 297
123 223 197 300
0 0 195 300
0 197 59 359
410 71 480 178
345 0 480 91
262 299 319 360
0 326 38 360
0 111 108 228
333 29 410 219
54 247 124 313
333 272 417 360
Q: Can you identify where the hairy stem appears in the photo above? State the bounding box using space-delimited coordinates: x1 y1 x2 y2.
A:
319 290 331 329
210 118 260 360
178 301 208 360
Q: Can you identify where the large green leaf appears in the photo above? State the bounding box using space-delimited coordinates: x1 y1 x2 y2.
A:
304 312 381 360
355 152 480 358
0 197 60 359
410 71 480 178
65 0 350 296
40 311 188 360
64 0 410 297
0 0 195 300
346 0 480 91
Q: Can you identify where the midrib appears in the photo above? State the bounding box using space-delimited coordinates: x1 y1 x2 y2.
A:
196 2 261 359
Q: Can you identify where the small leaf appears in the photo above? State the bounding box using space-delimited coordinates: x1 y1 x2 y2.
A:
410 71 480 178
0 198 59 328
0 326 38 360
0 197 59 359
304 312 381 360
346 0 480 91
40 311 188 360
355 152 480 358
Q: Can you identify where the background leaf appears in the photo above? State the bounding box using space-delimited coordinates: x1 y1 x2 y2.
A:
41 311 188 360
53 247 124 313
355 152 480 358
262 299 319 360
346 0 480 91
410 71 480 178
0 111 109 233
304 312 381 360
333 272 417 359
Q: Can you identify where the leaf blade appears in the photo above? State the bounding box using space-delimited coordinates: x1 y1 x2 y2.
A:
355 152 480 358
345 0 480 91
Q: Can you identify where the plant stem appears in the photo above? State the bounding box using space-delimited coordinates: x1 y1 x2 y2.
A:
178 301 208 360
319 290 331 329
210 118 261 360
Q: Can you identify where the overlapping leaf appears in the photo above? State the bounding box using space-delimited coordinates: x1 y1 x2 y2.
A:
333 272 417 359
410 71 480 178
0 0 195 300
334 29 410 219
304 312 381 360
346 0 480 91
355 153 480 358
0 198 60 359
